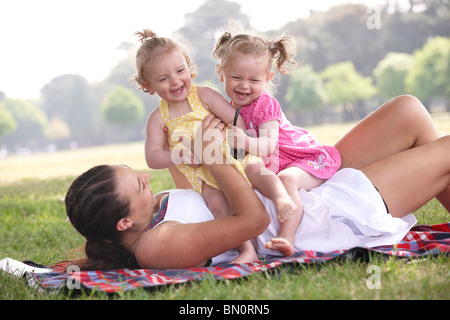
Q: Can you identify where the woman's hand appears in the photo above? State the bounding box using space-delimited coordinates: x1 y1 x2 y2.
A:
180 114 227 166
226 124 248 150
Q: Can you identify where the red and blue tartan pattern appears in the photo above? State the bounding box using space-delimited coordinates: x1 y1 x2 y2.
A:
28 223 450 293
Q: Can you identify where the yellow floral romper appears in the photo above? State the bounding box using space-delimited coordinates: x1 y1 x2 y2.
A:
159 85 259 194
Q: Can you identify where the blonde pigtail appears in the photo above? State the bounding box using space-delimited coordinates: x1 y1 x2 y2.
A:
134 29 158 44
269 35 297 75
213 32 233 63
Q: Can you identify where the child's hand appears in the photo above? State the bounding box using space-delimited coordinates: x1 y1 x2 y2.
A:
183 148 201 168
227 124 248 150
179 114 227 166
172 145 201 168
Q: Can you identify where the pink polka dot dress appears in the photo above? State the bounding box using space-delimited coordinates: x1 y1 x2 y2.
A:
238 92 341 179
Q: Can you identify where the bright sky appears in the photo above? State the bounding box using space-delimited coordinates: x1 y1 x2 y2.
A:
0 0 392 99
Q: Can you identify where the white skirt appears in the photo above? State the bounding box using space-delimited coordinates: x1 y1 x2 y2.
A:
255 168 416 258
158 168 416 264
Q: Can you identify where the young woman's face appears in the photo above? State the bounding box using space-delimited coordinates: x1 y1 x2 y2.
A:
143 49 192 104
220 52 273 108
114 165 157 228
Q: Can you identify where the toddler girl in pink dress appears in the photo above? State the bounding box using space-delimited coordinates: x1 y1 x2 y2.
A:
214 32 341 256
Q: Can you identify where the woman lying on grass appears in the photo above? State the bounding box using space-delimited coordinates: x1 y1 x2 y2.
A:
64 95 450 270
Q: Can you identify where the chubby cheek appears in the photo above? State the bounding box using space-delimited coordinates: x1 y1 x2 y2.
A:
224 82 236 98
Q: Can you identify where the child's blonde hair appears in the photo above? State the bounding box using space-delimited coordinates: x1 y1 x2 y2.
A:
213 32 297 76
131 29 197 94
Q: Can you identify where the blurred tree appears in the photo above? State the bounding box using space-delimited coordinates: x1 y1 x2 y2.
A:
284 4 385 77
282 1 449 79
40 74 101 146
0 105 17 138
285 64 328 124
0 98 47 150
373 52 414 99
101 85 145 128
45 117 71 142
105 42 137 88
177 0 251 89
320 4 384 76
321 62 376 121
102 41 159 122
405 36 450 110
407 0 450 16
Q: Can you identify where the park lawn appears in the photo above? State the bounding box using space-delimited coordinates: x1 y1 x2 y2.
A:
0 116 449 300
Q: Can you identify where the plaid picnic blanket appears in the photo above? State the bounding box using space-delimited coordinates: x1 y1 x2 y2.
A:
26 223 450 294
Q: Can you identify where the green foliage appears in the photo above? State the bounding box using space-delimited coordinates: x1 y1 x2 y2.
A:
285 64 328 111
373 52 414 99
405 36 450 102
0 98 48 149
321 61 376 105
0 105 16 137
40 74 101 146
101 85 145 127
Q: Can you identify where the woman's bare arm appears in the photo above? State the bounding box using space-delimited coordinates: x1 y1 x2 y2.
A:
135 114 271 269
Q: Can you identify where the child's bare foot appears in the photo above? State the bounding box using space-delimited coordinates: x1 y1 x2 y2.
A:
231 248 258 264
274 197 297 223
265 237 295 256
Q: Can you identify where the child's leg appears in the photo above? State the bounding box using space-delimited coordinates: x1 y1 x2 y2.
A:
245 163 296 222
202 182 258 263
202 182 231 219
230 240 258 264
266 167 325 256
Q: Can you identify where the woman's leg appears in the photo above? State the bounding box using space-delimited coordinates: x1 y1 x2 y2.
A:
336 95 449 210
336 95 441 169
361 136 450 217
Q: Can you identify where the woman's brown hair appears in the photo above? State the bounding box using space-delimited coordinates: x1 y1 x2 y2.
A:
63 165 139 270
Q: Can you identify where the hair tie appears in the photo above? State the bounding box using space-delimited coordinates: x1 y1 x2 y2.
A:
269 44 275 50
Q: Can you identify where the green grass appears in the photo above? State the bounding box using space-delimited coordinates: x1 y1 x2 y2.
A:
1 118 449 300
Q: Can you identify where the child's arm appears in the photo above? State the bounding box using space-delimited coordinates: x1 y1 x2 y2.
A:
229 120 279 157
144 109 175 169
197 86 278 156
145 110 195 188
145 109 199 169
197 86 247 130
